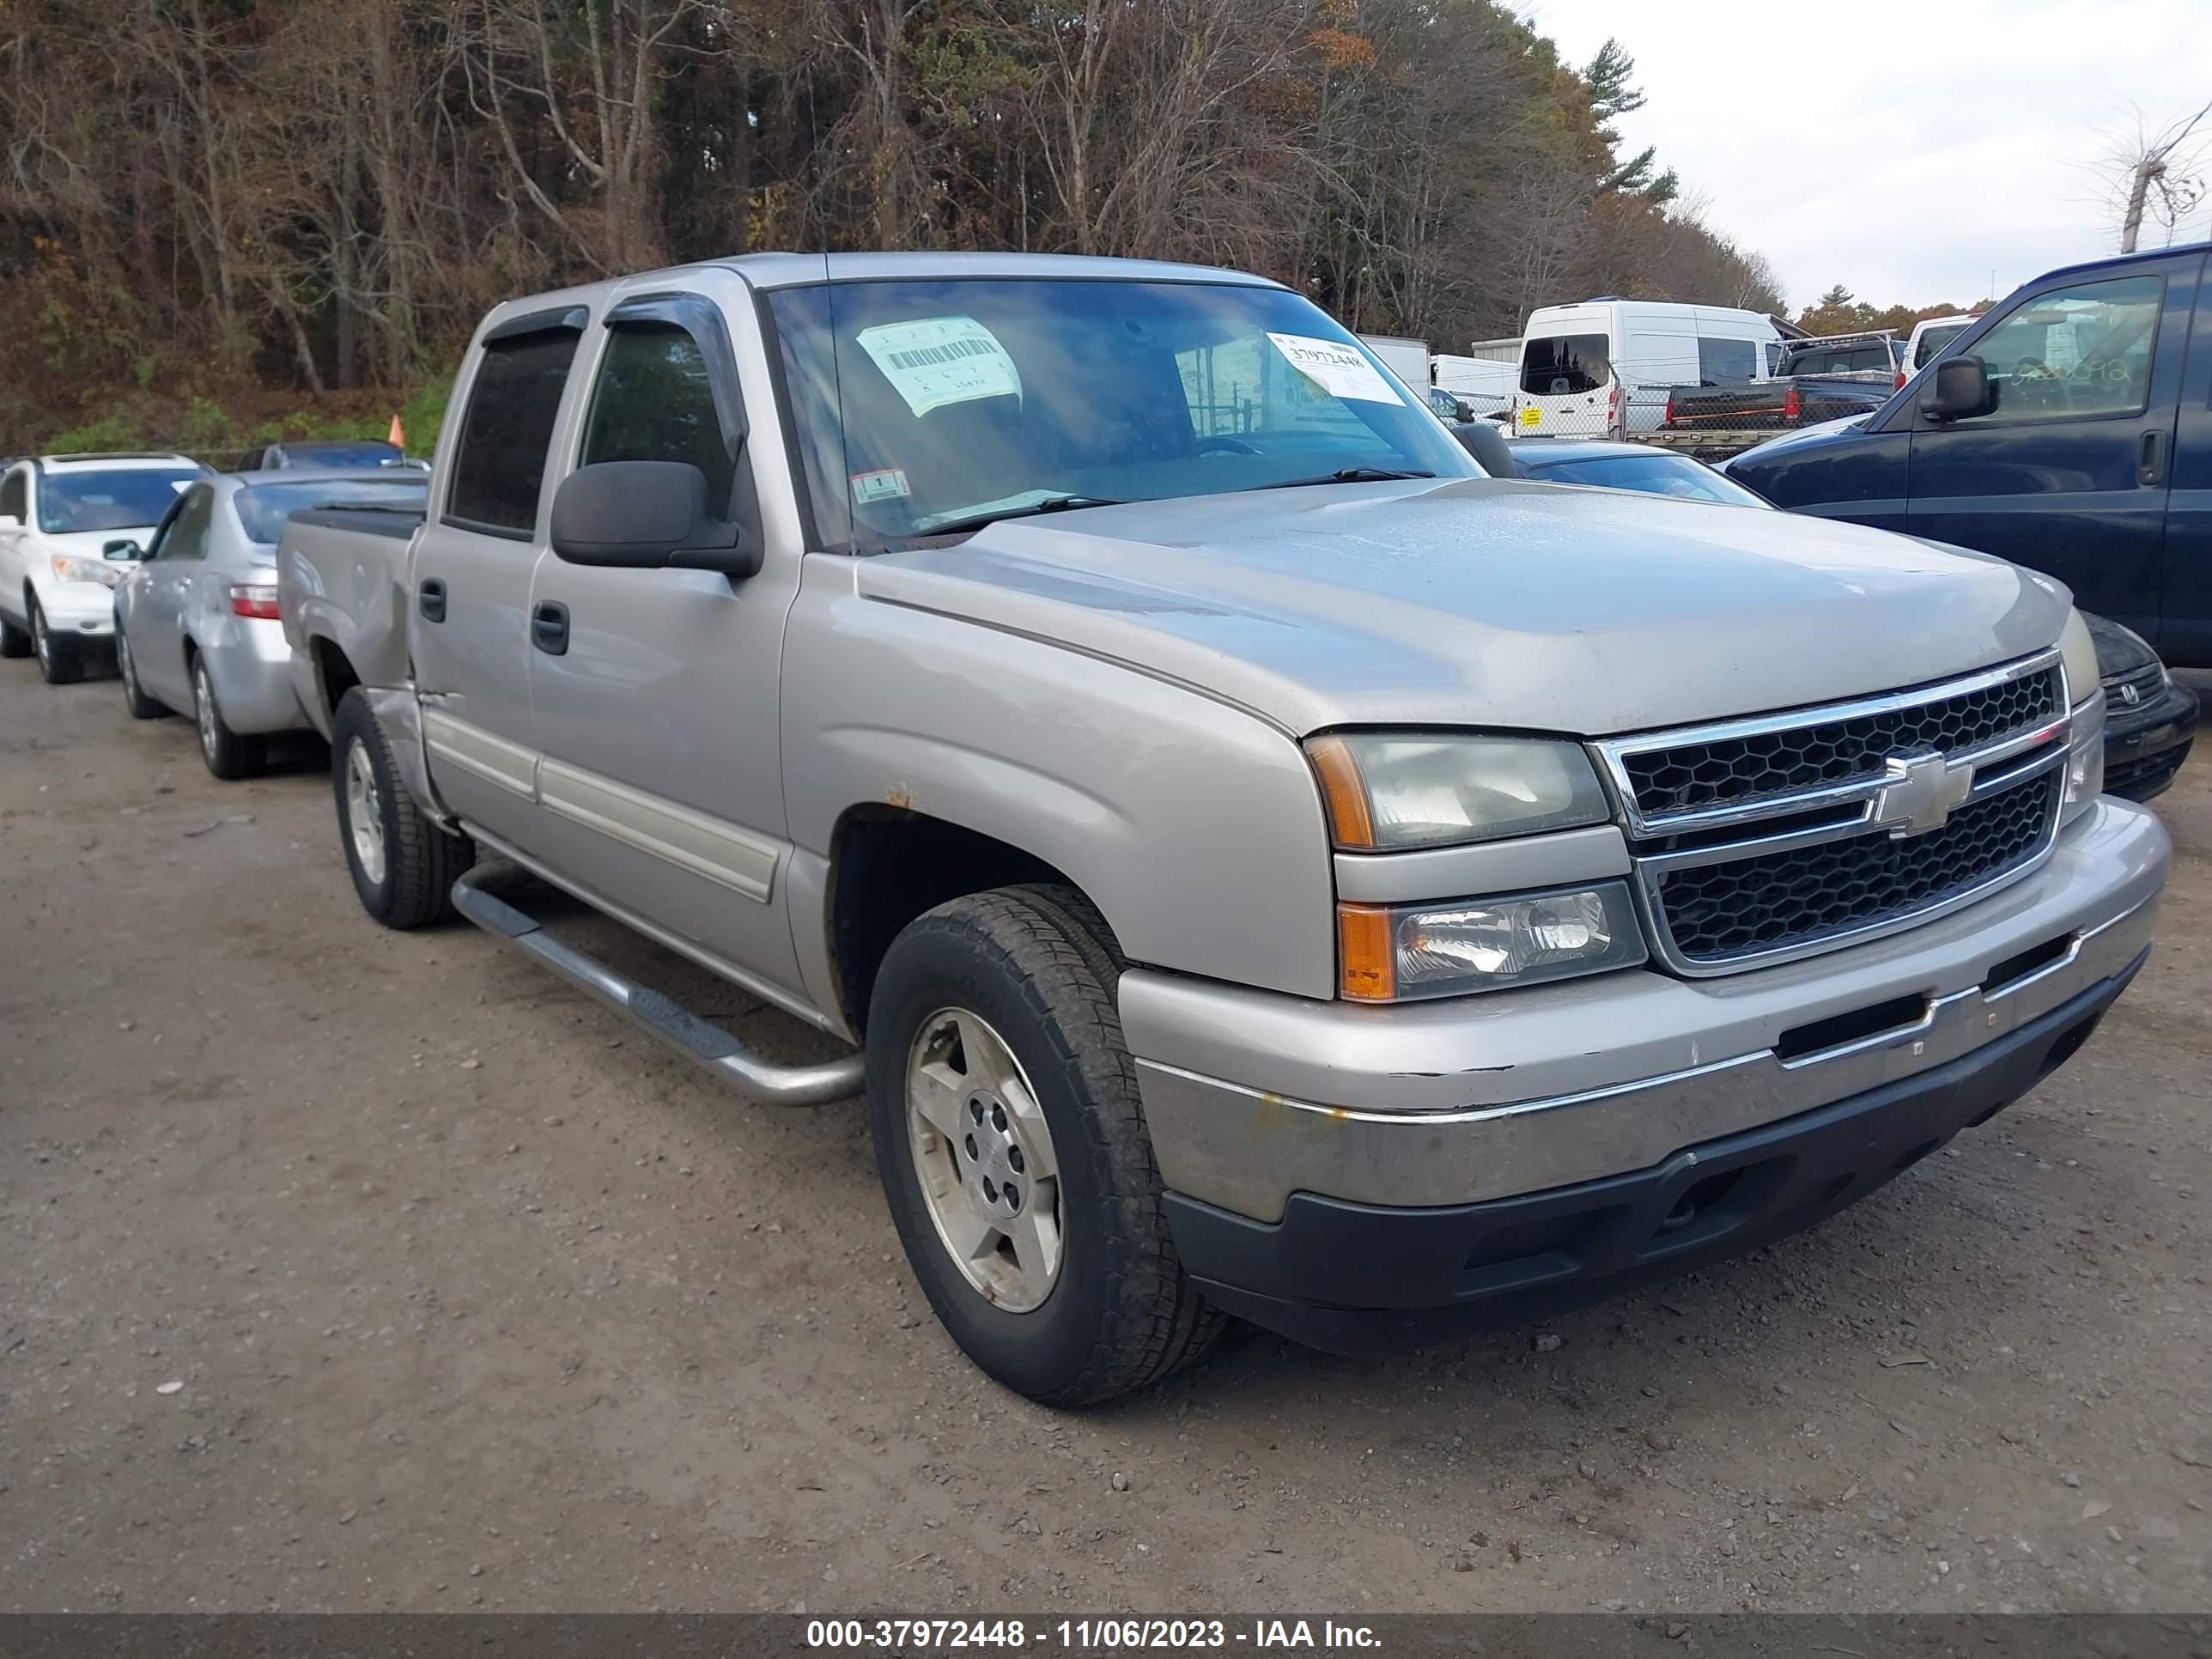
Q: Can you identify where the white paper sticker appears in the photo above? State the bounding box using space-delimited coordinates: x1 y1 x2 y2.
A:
855 316 1023 417
1265 333 1406 405
849 467 911 505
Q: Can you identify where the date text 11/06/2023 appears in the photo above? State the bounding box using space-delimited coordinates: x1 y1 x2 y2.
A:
805 1619 1383 1650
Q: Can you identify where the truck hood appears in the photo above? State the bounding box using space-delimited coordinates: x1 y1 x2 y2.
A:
855 477 2070 738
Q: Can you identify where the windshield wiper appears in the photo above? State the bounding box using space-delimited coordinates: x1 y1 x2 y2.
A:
1249 467 1436 490
913 495 1126 538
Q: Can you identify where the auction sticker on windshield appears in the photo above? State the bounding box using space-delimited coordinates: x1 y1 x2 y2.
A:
856 316 1023 416
1265 334 1406 405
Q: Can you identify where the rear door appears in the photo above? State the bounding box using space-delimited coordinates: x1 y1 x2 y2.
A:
524 276 805 997
1904 255 2196 640
1517 326 1613 438
2158 258 2212 665
411 307 586 849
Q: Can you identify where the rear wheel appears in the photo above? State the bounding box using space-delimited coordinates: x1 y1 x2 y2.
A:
30 598 82 685
117 629 166 719
191 655 263 779
331 687 472 929
866 884 1223 1405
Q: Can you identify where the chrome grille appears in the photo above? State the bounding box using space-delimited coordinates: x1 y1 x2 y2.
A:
1598 651 2074 975
1617 665 2062 822
1654 770 2059 965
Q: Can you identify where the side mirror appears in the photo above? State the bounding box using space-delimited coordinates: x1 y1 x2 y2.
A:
1485 408 1512 423
103 538 143 562
1455 420 1517 478
550 460 762 579
1920 356 1992 422
1453 398 1475 422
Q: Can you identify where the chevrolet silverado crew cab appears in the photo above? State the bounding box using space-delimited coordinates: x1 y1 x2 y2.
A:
278 252 2169 1405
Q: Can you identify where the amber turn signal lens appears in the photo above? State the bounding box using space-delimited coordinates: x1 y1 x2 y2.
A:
1307 734 1376 849
1337 903 1396 1002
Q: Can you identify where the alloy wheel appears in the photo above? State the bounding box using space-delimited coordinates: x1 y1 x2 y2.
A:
905 1007 1065 1313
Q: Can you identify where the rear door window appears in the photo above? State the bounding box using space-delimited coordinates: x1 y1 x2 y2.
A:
1521 334 1611 396
446 329 582 537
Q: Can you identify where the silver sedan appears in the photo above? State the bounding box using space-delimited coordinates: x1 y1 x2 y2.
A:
112 471 427 778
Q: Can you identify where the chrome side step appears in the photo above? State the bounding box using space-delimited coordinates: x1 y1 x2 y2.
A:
451 864 865 1107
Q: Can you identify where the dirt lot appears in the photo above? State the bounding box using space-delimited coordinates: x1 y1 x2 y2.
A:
1 659 2207 1616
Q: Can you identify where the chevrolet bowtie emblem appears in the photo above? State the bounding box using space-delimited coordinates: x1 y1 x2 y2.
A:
1871 752 1974 837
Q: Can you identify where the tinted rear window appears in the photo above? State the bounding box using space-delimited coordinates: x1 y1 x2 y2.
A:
235 479 428 544
446 330 580 535
1913 323 1972 368
1521 334 1610 396
1782 343 1892 374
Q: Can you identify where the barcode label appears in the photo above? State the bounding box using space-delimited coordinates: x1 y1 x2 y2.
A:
887 338 1001 370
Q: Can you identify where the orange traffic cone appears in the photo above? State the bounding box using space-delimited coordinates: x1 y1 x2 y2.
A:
387 413 405 449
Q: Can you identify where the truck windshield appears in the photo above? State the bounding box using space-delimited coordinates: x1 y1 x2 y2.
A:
234 478 428 544
765 278 1479 549
39 467 201 533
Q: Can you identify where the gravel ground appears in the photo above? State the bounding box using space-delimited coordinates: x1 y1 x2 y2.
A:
1 659 2206 1615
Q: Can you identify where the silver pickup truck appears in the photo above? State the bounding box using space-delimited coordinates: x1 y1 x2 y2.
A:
277 252 2170 1405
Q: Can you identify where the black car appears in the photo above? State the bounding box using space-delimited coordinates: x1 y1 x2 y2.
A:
2087 612 2199 800
1502 439 2200 803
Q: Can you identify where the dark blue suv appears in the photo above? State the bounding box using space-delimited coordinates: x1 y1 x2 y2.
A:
1729 240 2212 669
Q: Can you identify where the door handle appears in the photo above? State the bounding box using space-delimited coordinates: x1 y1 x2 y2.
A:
418 577 447 623
531 600 569 656
2139 430 2166 486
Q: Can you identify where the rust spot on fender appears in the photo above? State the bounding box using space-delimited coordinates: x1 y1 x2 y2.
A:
884 784 914 811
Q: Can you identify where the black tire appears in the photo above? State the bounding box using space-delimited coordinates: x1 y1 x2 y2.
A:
0 609 28 659
331 686 473 929
116 627 166 719
191 653 264 779
866 884 1224 1406
30 598 82 685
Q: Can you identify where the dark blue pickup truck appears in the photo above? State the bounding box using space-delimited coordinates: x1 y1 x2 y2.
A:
1729 240 2212 669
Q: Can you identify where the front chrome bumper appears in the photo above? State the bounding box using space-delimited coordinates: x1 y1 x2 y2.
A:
1123 796 2168 1224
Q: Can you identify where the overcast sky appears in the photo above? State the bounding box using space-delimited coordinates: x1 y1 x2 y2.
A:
1524 0 2209 311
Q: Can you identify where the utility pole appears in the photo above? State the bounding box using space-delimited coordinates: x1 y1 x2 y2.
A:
2120 156 2160 254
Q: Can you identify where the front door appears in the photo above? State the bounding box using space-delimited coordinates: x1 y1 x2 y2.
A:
1904 254 2197 641
2158 258 2212 665
526 280 805 998
411 311 586 850
133 483 214 706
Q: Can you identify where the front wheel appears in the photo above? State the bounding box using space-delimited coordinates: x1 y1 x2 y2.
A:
331 687 472 929
117 629 166 719
866 884 1223 1405
30 599 82 685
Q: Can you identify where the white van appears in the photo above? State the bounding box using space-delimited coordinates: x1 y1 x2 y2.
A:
1513 300 1783 438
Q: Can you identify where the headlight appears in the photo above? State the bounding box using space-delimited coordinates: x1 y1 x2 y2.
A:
1338 882 1647 1001
52 554 123 589
2057 609 2098 708
2060 688 2105 828
1307 733 1610 849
